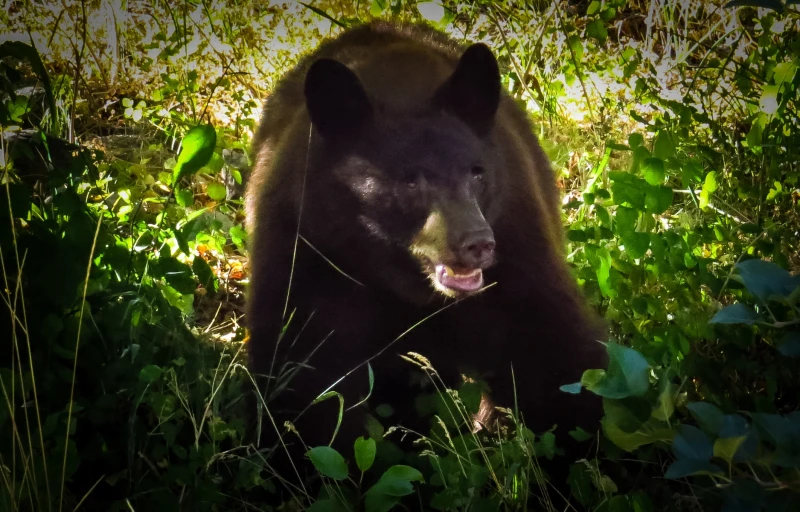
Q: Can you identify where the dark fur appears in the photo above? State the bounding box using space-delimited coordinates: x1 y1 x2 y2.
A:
245 20 607 486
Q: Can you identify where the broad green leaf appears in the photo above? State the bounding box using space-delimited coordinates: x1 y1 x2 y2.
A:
628 132 644 149
622 232 650 259
699 171 718 209
586 0 601 15
653 131 675 160
587 18 608 44
568 34 584 62
773 62 798 85
365 465 424 512
602 416 674 452
609 171 647 208
458 382 483 414
759 84 779 115
206 182 227 201
584 343 650 399
736 259 800 301
665 459 724 479
714 436 747 464
746 122 763 154
604 397 651 433
709 303 762 325
173 125 217 184
644 185 673 214
370 0 387 16
139 365 163 383
192 256 217 293
652 380 676 422
354 437 376 473
641 157 665 185
777 332 800 357
306 446 348 480
687 402 724 434
672 425 713 461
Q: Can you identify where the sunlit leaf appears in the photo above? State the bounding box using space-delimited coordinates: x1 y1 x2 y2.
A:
173 125 217 184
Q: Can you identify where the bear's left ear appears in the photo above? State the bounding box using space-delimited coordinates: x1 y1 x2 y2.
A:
433 43 501 137
304 58 373 143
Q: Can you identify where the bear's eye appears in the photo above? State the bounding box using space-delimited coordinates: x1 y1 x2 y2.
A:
472 166 486 182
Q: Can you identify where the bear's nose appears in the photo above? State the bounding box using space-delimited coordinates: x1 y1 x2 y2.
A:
459 230 496 268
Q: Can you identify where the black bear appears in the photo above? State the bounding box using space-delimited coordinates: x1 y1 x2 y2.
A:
245 20 607 483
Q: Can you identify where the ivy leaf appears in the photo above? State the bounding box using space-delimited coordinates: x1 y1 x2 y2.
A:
307 446 349 480
173 124 217 185
709 303 762 325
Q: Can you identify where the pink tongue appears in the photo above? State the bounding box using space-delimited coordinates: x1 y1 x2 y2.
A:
435 264 484 292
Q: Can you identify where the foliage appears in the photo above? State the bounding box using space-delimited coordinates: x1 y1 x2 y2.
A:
1 0 800 511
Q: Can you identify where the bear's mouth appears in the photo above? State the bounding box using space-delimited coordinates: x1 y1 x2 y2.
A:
433 264 484 294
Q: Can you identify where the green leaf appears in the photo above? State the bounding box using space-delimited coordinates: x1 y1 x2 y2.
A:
777 332 800 357
354 437 376 473
173 125 217 184
602 416 674 452
653 131 675 160
458 382 483 414
736 259 800 302
206 182 227 201
672 425 713 460
699 171 718 209
709 303 762 325
746 122 763 154
587 18 608 44
644 185 673 214
586 0 601 15
568 35 584 62
641 158 665 185
687 402 724 434
773 62 798 85
365 465 424 512
584 343 650 399
192 256 217 293
369 0 387 16
628 132 644 149
609 171 647 208
622 232 650 259
714 436 747 465
139 365 163 383
652 380 676 422
665 459 724 479
175 186 194 207
307 446 349 480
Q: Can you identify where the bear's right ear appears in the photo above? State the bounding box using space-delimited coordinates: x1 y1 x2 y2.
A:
304 58 372 143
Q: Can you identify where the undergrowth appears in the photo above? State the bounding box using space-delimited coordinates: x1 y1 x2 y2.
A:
1 0 799 510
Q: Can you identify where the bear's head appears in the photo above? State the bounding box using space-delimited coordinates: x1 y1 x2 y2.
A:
303 43 507 303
